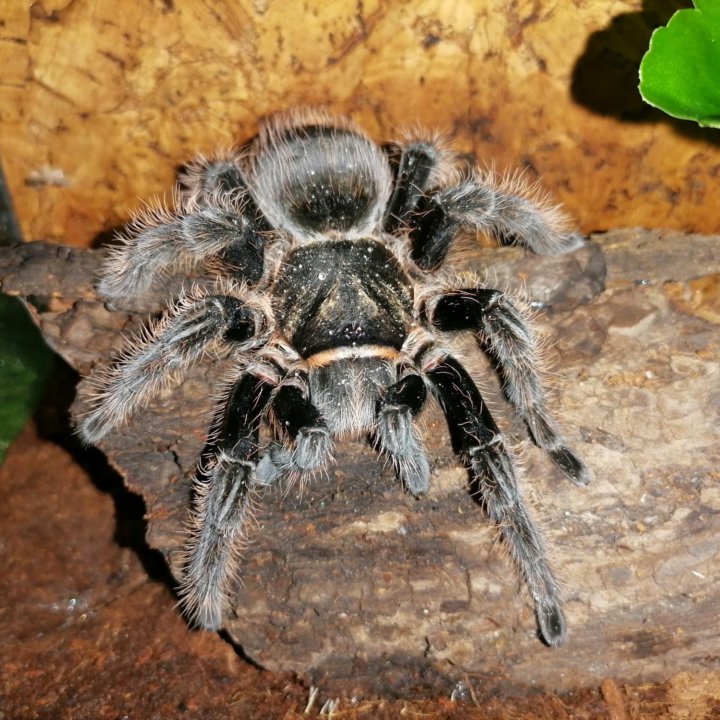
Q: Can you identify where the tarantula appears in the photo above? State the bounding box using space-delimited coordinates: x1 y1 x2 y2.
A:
79 108 589 647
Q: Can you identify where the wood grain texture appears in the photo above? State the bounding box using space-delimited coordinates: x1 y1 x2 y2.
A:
1 229 718 696
1 0 719 248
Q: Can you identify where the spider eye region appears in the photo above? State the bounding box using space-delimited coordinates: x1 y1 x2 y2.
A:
340 321 365 342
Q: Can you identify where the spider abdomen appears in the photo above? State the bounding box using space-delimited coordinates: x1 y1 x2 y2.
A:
249 123 393 239
274 239 413 358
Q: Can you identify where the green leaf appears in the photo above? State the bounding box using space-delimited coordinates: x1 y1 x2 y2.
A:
639 0 720 128
0 294 54 463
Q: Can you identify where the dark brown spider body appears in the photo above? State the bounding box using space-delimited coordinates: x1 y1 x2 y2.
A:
80 108 589 646
275 239 413 358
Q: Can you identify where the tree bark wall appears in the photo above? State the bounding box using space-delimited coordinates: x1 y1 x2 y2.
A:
1 1 719 248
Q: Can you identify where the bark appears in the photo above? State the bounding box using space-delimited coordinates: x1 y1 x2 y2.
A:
4 2 720 247
1 229 718 696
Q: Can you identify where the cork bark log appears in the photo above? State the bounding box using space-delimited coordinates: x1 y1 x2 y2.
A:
1 229 718 696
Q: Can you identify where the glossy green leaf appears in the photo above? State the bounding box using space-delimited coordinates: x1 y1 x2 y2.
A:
0 294 54 463
639 0 720 128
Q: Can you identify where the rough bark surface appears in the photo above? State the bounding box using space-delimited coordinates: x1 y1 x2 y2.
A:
3 1 720 247
1 229 718 696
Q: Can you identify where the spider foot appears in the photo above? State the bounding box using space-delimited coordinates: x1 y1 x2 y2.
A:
536 598 567 647
256 428 333 486
180 458 255 631
400 453 431 497
77 409 110 445
255 445 291 486
548 446 591 486
377 404 413 453
376 405 430 496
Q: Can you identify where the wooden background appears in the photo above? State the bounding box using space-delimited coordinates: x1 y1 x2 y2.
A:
1 0 718 247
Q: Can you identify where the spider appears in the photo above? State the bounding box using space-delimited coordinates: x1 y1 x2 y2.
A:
78 108 590 647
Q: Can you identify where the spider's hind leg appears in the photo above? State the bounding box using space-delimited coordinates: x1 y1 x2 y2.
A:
424 352 566 646
426 287 589 486
383 141 442 233
407 173 583 271
100 155 268 303
178 153 248 207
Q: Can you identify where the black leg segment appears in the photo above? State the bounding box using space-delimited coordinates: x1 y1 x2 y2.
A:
378 372 427 416
425 353 567 646
216 373 275 460
429 289 590 486
179 372 274 630
409 194 458 270
272 381 326 440
425 355 500 454
256 375 333 483
384 143 438 233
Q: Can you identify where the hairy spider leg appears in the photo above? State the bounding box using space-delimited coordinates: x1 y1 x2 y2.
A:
424 353 566 647
179 156 249 205
79 293 263 443
408 178 584 271
180 371 275 631
99 190 266 302
179 157 275 275
429 289 589 485
373 370 431 496
256 372 334 485
383 142 439 233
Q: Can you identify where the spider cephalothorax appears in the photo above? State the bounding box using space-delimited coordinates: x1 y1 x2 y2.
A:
79 108 590 646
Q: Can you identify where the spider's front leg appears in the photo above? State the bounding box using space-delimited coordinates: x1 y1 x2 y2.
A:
78 288 269 443
425 288 589 485
256 372 334 486
180 371 275 630
424 352 566 646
